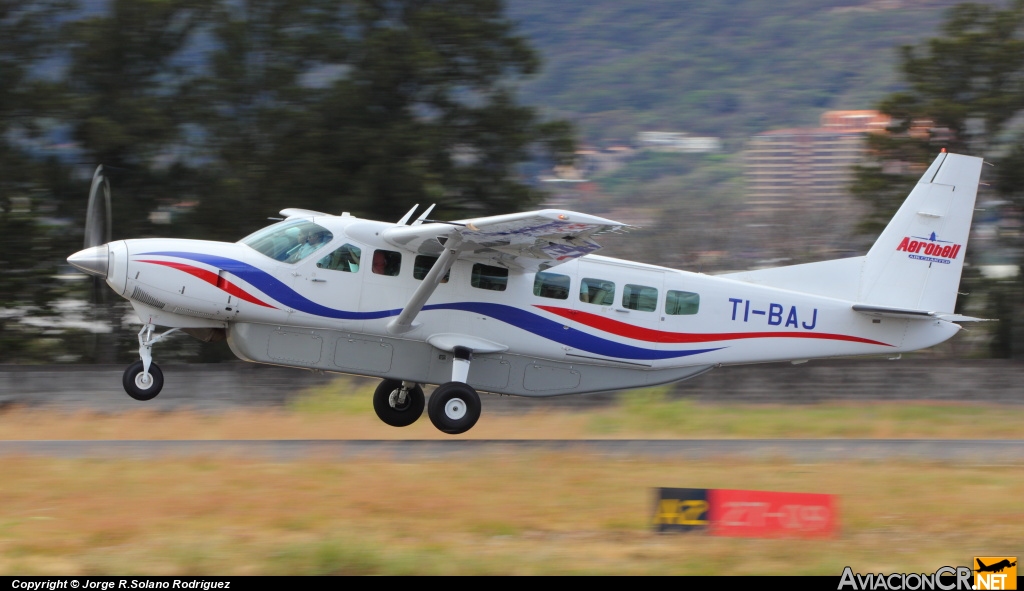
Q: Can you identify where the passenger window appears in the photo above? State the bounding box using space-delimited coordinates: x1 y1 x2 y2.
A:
622 284 658 312
579 278 615 306
533 272 570 300
471 263 508 291
316 243 361 273
372 249 402 276
666 290 700 315
413 255 450 283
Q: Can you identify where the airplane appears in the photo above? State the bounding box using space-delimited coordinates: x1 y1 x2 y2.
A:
976 559 1016 573
67 150 985 434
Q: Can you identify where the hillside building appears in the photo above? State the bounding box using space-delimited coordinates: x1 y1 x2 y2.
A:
637 131 722 153
738 110 892 263
745 110 889 212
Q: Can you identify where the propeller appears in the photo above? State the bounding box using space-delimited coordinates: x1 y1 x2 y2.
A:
84 165 112 250
82 165 115 363
79 165 113 303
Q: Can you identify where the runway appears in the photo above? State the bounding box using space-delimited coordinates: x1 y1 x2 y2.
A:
0 439 1022 462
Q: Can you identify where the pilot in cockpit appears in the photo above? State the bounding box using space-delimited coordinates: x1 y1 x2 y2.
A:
288 228 329 262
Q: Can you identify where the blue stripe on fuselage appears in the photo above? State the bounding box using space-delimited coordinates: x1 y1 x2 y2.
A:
141 251 398 319
424 302 721 360
142 251 721 360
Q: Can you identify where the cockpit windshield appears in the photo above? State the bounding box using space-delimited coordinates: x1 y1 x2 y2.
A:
241 219 334 263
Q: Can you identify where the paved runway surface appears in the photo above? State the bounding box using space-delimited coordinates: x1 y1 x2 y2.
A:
1 439 1022 462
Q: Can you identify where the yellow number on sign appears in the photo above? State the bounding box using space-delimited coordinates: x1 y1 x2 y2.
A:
652 499 709 525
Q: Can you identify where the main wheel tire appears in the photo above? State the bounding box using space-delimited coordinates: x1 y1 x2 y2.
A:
427 382 481 435
372 379 425 427
122 360 164 401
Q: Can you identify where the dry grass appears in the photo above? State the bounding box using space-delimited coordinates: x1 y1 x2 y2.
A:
0 407 599 440
0 455 1020 575
0 378 1018 440
0 379 1020 575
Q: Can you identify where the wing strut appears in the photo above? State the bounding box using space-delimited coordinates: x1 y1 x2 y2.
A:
387 233 464 334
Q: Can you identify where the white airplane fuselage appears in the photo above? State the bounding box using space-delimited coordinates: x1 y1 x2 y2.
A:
97 214 958 398
68 148 983 433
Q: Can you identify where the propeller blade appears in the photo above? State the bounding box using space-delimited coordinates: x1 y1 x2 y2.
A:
84 165 112 249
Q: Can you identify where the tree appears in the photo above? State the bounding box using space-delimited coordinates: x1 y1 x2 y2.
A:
1 0 573 363
850 0 1024 357
0 1 82 362
185 0 575 240
59 0 216 240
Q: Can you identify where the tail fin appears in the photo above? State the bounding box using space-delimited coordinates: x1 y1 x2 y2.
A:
859 151 984 312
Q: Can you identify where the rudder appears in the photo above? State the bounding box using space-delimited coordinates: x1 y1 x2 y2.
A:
858 151 984 312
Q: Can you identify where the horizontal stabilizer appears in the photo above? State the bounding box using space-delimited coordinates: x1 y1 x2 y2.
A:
852 304 990 322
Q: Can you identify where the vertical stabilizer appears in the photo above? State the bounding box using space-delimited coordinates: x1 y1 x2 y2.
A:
859 152 984 312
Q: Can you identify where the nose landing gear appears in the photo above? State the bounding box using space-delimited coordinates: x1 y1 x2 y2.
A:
123 360 163 401
122 324 178 401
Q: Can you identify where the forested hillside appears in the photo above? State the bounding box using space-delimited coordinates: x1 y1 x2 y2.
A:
508 0 968 145
496 0 999 282
2 0 1016 363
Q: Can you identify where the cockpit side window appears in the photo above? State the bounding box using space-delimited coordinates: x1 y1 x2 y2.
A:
241 219 333 263
316 243 362 272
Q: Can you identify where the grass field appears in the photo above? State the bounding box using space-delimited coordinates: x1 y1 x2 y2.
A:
0 379 1020 575
2 379 1021 440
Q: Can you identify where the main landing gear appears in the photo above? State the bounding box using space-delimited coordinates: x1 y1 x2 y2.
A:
427 346 481 434
372 346 482 435
373 379 425 427
427 381 480 435
122 324 178 401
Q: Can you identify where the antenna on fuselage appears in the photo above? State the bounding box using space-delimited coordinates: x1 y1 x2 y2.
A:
412 204 436 225
396 204 419 225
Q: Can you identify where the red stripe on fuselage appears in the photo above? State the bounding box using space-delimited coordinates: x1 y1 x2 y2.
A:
535 305 891 346
136 260 277 308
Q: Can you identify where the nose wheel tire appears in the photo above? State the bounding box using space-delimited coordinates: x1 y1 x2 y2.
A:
122 360 164 401
427 382 481 435
372 379 425 427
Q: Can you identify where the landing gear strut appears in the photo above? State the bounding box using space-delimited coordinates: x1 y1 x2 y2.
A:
122 324 177 401
426 346 481 434
373 379 425 427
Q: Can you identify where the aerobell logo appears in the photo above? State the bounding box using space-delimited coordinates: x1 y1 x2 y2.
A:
896 232 962 265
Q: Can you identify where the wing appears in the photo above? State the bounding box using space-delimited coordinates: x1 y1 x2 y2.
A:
280 208 330 219
382 209 629 272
